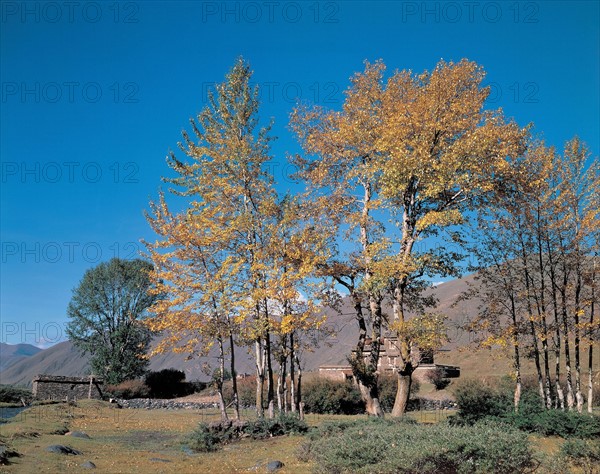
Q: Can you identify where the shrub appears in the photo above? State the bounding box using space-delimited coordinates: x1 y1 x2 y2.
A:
0 385 32 404
302 418 533 474
145 368 188 398
105 379 149 399
243 413 309 440
507 408 600 439
276 412 310 435
299 376 421 415
451 378 512 425
302 379 364 415
186 413 308 452
186 423 221 452
559 438 600 472
427 367 451 390
452 377 600 439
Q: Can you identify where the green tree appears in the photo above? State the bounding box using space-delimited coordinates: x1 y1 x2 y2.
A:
66 258 159 384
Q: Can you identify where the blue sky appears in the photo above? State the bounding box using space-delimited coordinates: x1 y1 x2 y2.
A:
1 1 598 347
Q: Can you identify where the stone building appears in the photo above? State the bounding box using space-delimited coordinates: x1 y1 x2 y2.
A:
319 336 460 382
32 375 104 401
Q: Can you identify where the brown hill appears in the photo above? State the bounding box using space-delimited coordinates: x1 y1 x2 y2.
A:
0 343 43 372
2 274 597 387
0 295 361 387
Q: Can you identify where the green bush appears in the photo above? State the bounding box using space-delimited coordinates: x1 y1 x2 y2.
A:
451 377 600 439
186 423 222 452
187 413 308 452
302 418 533 474
145 368 189 398
0 385 32 404
559 438 600 472
244 413 309 439
302 379 364 415
507 408 600 439
451 378 511 425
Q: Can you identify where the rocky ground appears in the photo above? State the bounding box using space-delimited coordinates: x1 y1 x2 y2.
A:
115 395 456 411
116 398 219 410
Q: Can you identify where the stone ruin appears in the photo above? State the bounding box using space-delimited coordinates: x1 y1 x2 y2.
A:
32 375 104 401
319 336 460 383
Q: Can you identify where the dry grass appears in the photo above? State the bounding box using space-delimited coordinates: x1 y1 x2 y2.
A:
0 401 450 473
0 400 314 473
1 399 593 473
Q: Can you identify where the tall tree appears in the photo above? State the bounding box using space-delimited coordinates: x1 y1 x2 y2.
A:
466 138 599 413
145 58 276 419
146 58 327 419
291 61 390 416
66 258 158 385
553 138 599 412
465 141 555 411
376 59 528 416
144 197 242 420
292 59 527 417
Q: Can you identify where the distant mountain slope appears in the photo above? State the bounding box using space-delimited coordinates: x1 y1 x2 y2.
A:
0 277 472 387
0 340 89 387
0 343 43 372
0 297 362 387
5 273 594 389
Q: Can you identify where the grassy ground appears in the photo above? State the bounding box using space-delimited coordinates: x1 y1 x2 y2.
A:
0 400 317 473
0 400 590 473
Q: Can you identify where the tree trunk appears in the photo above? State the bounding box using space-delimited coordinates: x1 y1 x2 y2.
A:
547 241 565 409
588 264 596 414
294 351 303 420
391 280 414 417
277 335 287 413
217 337 229 421
265 328 275 419
588 341 594 414
255 338 265 418
290 332 296 413
229 332 240 420
562 300 575 410
348 291 383 416
391 369 412 417
561 275 575 410
574 268 584 413
535 223 553 408
355 180 384 418
519 232 546 408
358 381 384 417
509 294 523 412
366 295 384 417
529 318 546 408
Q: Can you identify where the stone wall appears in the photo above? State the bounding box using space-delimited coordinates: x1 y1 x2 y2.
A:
32 375 104 401
318 363 460 383
318 366 354 382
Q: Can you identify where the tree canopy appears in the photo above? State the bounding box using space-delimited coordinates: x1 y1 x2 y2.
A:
66 258 159 384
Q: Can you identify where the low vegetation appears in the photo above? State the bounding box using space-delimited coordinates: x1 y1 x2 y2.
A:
0 395 598 473
0 385 32 406
187 413 309 453
300 418 534 474
451 378 600 439
105 369 208 400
